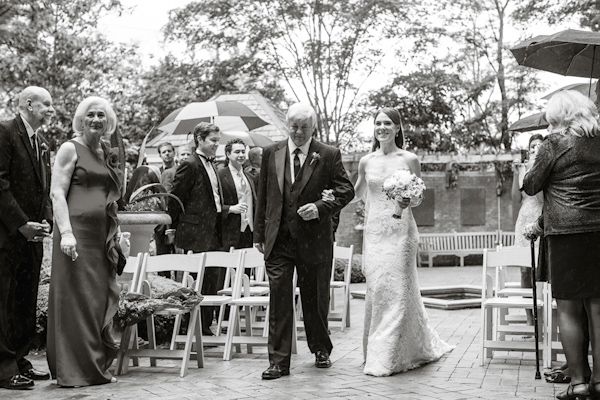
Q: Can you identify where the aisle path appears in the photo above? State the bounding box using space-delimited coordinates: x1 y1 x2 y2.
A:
8 267 562 399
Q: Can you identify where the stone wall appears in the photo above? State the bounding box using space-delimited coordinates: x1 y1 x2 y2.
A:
335 155 519 255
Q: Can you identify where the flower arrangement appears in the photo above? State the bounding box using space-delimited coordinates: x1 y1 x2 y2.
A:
382 169 426 219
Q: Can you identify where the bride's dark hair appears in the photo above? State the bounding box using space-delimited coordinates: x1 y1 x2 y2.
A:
371 107 404 152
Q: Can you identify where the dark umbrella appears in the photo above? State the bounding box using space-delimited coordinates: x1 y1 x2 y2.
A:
510 29 600 78
508 112 548 133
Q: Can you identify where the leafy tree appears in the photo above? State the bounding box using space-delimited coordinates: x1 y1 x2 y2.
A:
429 0 545 151
0 0 147 147
513 1 600 29
163 0 437 147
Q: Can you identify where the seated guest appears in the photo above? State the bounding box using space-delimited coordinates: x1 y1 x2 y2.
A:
219 138 256 251
523 90 600 400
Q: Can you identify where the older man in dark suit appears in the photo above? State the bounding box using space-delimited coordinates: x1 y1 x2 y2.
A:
0 86 54 390
168 122 223 336
254 103 354 379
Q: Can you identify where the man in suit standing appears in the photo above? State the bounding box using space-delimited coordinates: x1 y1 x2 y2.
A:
169 122 223 336
219 138 256 251
0 86 54 390
244 146 262 186
254 103 354 379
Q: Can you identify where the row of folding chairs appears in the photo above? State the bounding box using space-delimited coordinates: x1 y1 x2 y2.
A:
113 243 355 377
480 246 571 368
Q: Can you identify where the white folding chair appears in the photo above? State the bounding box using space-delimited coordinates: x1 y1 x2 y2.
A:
480 246 545 366
170 251 245 353
328 243 354 331
115 252 205 377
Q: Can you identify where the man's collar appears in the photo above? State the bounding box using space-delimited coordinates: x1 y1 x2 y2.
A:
19 113 36 138
196 149 215 162
288 137 312 155
228 163 242 174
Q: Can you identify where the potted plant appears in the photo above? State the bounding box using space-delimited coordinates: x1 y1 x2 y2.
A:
118 166 184 255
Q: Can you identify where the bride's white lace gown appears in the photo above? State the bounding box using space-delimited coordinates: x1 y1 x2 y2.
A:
362 168 454 376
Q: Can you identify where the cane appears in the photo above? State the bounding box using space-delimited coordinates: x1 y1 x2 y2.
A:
530 239 541 380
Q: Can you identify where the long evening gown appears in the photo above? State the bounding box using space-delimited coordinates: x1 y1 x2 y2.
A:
47 141 121 387
362 167 454 376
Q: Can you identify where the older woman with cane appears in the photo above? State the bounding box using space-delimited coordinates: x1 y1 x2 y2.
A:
523 90 600 400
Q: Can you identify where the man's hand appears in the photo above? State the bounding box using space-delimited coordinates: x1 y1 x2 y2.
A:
119 232 131 259
297 203 319 221
255 242 265 254
230 203 248 215
18 221 51 242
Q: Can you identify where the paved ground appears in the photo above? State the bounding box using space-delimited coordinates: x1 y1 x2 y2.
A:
7 266 565 400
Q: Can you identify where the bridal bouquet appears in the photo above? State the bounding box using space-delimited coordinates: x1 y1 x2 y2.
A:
382 169 426 219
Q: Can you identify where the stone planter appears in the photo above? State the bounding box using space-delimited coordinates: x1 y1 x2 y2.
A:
118 211 172 255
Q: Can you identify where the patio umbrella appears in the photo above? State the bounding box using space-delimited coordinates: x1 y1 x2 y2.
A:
508 112 548 133
510 29 600 78
541 81 597 102
219 131 275 147
151 101 270 145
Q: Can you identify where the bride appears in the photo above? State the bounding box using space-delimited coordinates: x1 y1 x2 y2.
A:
345 107 453 376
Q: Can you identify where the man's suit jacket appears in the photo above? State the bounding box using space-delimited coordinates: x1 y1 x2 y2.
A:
0 115 52 250
168 153 222 252
219 165 257 251
254 139 354 264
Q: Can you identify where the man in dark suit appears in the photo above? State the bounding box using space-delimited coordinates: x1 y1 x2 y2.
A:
219 138 257 252
0 86 54 390
254 103 354 379
244 146 262 186
168 122 223 336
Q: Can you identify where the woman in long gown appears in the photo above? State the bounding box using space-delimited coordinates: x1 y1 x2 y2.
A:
47 96 126 387
354 107 454 376
511 134 543 326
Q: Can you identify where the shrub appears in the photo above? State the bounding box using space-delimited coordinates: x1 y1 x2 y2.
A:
333 253 365 283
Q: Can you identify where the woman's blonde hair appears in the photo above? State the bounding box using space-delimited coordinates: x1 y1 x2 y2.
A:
72 96 117 136
545 90 598 138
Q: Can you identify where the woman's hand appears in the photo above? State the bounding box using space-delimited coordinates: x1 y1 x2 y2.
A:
523 221 543 241
396 197 411 210
119 232 131 259
321 189 335 202
61 232 78 261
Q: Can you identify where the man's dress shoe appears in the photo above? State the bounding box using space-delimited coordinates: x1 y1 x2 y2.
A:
315 351 332 368
0 375 34 390
22 368 50 381
261 364 289 380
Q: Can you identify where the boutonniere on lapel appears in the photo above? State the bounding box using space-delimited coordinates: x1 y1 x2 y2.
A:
40 142 49 158
310 152 321 166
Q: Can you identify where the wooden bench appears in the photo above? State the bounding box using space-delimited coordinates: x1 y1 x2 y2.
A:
418 231 516 267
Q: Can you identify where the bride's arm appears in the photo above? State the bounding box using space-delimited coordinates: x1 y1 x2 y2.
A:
406 152 423 207
350 156 368 203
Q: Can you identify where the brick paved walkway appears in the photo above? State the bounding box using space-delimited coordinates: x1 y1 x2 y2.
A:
6 267 564 399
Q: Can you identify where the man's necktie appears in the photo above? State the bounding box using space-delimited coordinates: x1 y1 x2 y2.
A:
293 148 302 181
200 154 215 163
238 170 248 195
31 133 39 160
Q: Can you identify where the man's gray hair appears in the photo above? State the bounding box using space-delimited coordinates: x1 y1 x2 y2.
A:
286 103 317 131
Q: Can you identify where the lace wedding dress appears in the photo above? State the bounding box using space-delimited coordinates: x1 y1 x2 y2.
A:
362 167 454 376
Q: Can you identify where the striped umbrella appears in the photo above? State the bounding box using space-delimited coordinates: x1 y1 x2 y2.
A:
155 101 270 138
